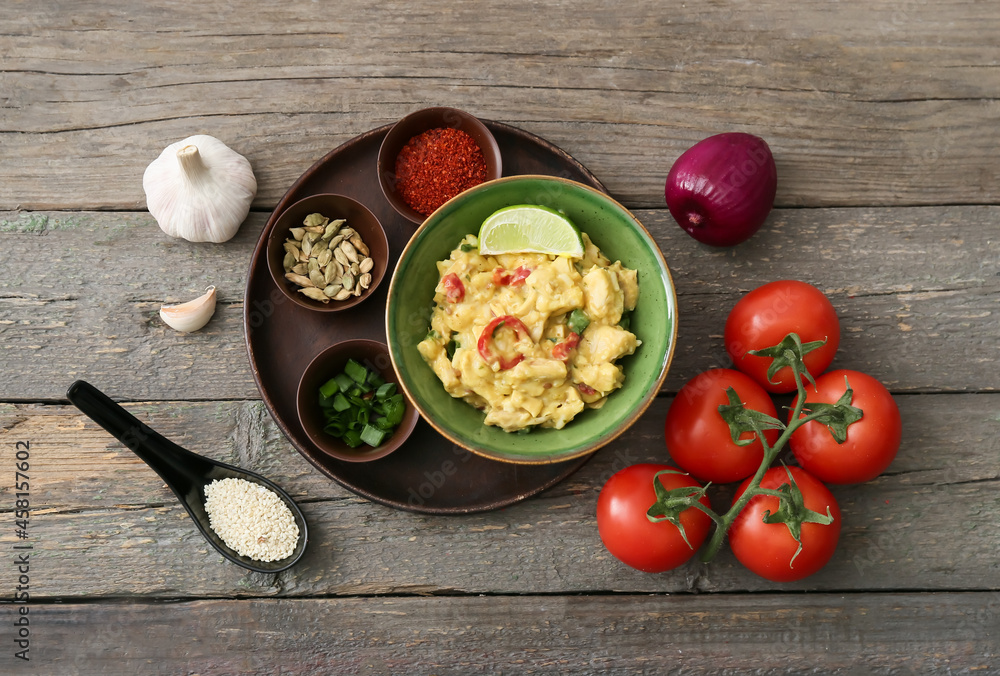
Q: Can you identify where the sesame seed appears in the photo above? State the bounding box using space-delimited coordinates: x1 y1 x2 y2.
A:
203 478 299 562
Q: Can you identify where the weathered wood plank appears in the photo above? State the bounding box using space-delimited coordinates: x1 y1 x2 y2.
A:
2 1 999 210
1 393 996 598
18 593 1000 675
1 205 996 400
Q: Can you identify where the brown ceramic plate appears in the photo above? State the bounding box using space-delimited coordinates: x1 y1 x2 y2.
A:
244 120 606 514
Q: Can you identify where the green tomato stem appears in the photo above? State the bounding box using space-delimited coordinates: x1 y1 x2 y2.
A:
699 363 823 563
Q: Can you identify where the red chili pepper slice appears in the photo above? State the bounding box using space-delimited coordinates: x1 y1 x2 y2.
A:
509 266 531 286
577 383 598 396
478 315 531 370
492 266 532 287
551 332 580 361
441 273 465 303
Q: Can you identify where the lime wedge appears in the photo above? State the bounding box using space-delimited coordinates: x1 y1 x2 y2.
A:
478 205 585 258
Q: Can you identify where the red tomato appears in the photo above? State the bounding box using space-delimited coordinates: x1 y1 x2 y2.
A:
493 266 531 287
551 332 580 361
664 369 780 483
597 464 712 573
441 273 465 303
724 280 841 393
729 466 841 582
790 369 901 484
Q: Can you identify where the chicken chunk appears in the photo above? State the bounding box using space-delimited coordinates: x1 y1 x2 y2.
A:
578 325 639 364
582 268 624 325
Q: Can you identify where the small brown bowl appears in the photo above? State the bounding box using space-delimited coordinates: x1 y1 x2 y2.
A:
267 193 389 312
377 107 503 224
296 339 419 462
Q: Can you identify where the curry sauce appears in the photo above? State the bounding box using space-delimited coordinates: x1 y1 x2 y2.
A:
417 233 640 432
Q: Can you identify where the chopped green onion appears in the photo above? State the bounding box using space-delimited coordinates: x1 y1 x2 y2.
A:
360 424 389 447
332 393 351 412
319 377 340 399
344 358 368 384
317 360 408 448
383 398 405 427
567 309 590 335
342 429 363 448
374 416 396 430
333 372 354 393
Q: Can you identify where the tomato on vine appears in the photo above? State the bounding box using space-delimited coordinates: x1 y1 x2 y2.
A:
597 464 712 573
599 280 892 582
790 369 901 484
728 466 841 582
724 280 840 393
665 369 780 483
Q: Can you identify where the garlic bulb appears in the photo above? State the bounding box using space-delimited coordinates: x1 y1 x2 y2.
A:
143 135 257 243
160 286 217 333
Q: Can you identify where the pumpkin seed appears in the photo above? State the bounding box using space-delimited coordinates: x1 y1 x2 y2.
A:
359 257 374 274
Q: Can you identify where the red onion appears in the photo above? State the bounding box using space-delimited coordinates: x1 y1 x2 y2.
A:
664 133 777 247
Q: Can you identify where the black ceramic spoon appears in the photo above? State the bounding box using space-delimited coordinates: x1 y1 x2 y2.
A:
66 380 308 573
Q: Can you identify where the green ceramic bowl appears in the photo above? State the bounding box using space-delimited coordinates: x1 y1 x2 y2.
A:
386 175 677 464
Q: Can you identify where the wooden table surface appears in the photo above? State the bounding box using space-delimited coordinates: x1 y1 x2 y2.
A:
2 1 998 673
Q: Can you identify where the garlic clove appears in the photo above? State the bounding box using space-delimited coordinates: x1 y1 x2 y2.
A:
143 135 257 243
160 286 217 333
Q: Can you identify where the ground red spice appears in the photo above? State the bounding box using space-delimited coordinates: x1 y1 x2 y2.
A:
394 127 488 215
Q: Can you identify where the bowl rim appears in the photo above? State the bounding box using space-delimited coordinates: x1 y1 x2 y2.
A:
377 106 503 225
385 174 678 465
296 338 419 463
266 192 389 313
